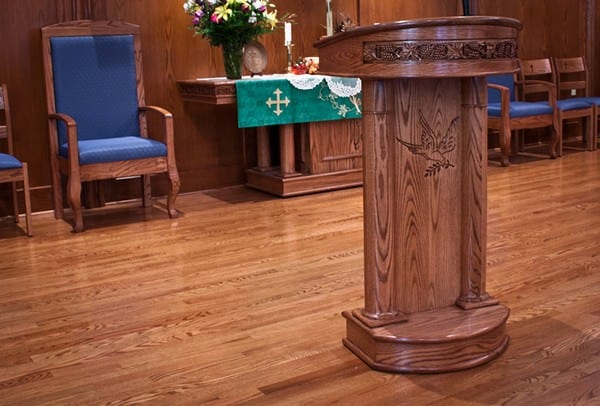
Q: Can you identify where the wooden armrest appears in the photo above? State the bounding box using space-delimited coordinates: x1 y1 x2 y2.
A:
48 112 79 164
49 112 76 126
487 83 510 119
515 79 557 106
138 106 176 164
139 105 173 118
487 83 508 92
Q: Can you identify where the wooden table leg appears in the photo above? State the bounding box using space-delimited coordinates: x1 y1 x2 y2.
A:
255 126 272 172
279 124 300 177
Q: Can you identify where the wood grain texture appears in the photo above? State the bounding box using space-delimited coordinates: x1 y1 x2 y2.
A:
301 119 362 175
0 0 597 215
0 149 598 403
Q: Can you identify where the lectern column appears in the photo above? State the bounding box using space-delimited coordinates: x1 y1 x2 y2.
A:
315 16 522 373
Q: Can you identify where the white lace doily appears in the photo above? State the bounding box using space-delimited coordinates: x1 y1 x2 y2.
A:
286 74 362 97
324 76 361 97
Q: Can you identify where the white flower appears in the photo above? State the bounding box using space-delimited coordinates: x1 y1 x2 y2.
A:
248 15 257 23
183 0 196 13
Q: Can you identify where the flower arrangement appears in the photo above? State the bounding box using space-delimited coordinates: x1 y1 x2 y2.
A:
183 0 281 47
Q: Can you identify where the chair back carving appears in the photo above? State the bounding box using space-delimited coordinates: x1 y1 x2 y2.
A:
518 58 556 100
553 57 589 99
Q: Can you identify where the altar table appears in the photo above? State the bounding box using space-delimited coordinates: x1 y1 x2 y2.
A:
177 75 363 196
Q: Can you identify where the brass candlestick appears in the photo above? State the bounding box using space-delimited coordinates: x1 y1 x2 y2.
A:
285 42 294 73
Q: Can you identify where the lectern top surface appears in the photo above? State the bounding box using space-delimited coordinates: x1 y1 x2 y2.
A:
314 16 522 79
314 16 522 48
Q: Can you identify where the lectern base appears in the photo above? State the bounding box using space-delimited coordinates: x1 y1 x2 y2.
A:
342 304 509 373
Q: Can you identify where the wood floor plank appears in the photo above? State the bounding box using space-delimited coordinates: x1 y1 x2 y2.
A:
0 150 598 404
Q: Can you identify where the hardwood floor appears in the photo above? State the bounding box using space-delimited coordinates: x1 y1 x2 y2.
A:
0 149 599 405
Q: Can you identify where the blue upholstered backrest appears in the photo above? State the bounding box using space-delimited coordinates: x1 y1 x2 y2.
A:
50 35 140 145
487 74 516 103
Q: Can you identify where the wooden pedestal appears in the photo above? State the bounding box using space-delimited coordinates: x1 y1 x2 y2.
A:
343 305 509 373
315 16 522 373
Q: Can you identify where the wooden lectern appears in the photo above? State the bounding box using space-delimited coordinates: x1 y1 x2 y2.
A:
315 17 522 373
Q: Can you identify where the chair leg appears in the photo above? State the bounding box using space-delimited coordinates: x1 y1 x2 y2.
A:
592 104 600 150
584 115 593 151
552 114 561 158
22 163 32 237
67 176 83 233
142 174 152 209
11 181 19 223
167 169 180 218
51 164 64 220
499 126 511 167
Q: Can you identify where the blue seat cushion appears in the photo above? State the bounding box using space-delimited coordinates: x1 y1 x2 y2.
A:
576 96 600 106
59 136 167 165
488 101 554 118
0 153 23 169
557 98 594 111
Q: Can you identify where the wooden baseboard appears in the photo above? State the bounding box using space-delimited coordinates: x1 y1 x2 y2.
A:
246 168 363 197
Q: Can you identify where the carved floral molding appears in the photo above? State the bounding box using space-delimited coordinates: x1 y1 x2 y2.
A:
363 39 517 63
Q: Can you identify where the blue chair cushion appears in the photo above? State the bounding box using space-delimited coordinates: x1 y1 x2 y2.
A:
576 96 600 106
0 153 23 169
50 34 140 146
488 101 554 118
488 74 516 103
59 136 167 165
557 98 594 111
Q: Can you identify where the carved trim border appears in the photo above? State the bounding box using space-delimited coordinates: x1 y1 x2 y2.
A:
363 39 517 63
178 82 236 98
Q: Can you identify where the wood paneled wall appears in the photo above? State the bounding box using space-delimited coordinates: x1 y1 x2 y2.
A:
0 0 597 214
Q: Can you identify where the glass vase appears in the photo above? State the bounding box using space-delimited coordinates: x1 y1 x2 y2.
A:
221 40 244 80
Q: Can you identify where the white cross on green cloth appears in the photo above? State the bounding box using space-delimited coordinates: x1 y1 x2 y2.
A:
235 74 362 128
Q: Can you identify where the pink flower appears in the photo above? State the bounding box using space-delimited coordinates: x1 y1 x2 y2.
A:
192 10 203 25
211 13 222 23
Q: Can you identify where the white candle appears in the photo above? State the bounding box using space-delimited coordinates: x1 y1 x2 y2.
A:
284 22 292 44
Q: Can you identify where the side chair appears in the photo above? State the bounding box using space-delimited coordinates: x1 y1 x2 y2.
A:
41 20 180 232
0 84 33 236
520 58 593 156
553 56 600 151
487 73 558 166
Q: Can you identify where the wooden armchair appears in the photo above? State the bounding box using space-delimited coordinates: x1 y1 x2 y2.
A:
487 73 558 166
41 20 180 232
520 58 593 156
0 84 32 236
553 56 600 151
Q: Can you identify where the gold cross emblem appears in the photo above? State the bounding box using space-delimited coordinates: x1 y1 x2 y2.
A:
265 88 290 116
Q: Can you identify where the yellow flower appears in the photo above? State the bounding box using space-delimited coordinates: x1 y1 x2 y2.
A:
213 5 233 22
264 10 278 29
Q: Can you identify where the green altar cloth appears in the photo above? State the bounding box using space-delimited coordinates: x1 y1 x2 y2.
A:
235 74 362 128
